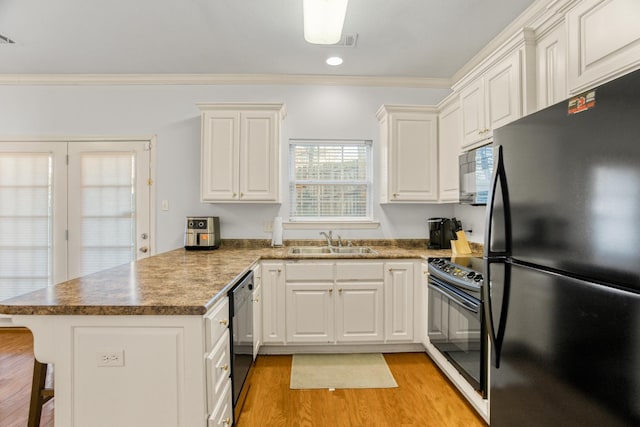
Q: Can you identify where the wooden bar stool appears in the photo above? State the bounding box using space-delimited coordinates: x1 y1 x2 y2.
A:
28 360 54 427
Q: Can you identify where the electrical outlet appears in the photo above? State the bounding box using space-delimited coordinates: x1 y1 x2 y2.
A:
263 221 273 233
161 200 169 211
96 350 124 367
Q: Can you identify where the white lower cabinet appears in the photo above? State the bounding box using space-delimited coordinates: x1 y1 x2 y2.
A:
205 329 231 413
252 264 262 359
204 297 232 425
208 380 233 427
385 261 414 341
261 262 285 344
286 282 335 342
285 262 335 343
335 281 384 342
270 260 416 346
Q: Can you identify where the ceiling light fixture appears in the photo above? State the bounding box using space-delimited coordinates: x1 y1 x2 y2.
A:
303 0 349 45
326 56 343 66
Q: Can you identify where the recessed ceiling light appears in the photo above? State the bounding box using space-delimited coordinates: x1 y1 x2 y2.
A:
326 56 343 66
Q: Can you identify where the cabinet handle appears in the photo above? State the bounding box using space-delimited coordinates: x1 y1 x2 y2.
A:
277 268 282 273
232 192 237 198
338 288 343 294
388 268 394 272
218 319 228 326
328 288 333 294
253 297 259 303
222 417 231 425
240 192 244 198
393 193 399 198
219 363 229 371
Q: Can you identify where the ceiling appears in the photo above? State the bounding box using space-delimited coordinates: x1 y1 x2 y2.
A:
0 0 538 80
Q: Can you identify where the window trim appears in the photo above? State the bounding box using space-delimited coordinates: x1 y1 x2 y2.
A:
288 139 374 223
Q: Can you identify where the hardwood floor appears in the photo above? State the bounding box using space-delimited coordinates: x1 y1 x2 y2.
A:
0 329 486 427
0 328 54 427
238 353 487 427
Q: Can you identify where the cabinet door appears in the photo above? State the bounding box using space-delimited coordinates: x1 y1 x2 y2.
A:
384 262 415 341
460 79 486 147
261 262 285 344
239 111 279 201
285 283 334 343
537 23 568 110
567 0 640 93
388 112 438 202
484 50 521 133
335 282 384 342
201 111 240 201
252 265 262 360
437 99 462 202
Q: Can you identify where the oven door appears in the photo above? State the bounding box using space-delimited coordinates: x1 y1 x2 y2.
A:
428 275 486 396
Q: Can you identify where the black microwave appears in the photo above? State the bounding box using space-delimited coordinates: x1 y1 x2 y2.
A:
459 145 494 205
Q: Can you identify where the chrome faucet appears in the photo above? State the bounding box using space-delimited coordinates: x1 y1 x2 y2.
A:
320 230 334 247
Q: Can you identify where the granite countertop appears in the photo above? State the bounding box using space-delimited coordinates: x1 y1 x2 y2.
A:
0 240 482 316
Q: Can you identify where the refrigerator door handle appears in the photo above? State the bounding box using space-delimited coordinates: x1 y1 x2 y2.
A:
484 145 512 258
484 145 512 368
483 259 511 368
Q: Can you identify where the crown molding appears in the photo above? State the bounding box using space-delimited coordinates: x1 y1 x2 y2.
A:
0 73 451 89
451 0 551 84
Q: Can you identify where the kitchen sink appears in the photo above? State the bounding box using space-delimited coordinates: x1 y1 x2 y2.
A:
287 246 378 255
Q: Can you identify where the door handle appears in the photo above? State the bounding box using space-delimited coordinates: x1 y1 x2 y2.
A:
139 246 148 253
485 145 512 258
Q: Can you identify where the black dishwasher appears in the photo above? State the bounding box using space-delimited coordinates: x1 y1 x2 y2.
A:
228 271 254 418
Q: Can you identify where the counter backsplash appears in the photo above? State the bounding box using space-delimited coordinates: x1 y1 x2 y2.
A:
220 238 484 253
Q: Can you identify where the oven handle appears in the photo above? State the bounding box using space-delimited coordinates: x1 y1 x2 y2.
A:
428 281 479 314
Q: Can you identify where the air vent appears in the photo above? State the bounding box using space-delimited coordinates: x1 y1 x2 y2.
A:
334 33 358 48
0 33 15 44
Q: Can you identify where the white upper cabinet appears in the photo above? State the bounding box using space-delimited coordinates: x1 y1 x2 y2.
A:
199 103 285 203
437 96 462 203
377 105 438 203
460 50 523 148
567 0 640 93
536 22 568 110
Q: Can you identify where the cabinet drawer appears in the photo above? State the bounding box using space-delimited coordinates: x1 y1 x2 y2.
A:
336 262 384 281
286 262 334 281
208 378 233 427
204 297 229 352
206 329 231 414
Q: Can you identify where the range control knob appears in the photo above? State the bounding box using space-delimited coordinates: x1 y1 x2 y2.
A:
474 274 483 282
466 272 475 279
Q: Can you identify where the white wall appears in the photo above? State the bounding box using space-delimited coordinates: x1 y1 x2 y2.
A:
0 83 459 253
453 204 488 244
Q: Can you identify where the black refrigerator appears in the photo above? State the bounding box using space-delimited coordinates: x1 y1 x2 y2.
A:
485 69 640 427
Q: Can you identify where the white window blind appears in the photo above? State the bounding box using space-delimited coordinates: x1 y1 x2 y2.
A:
74 152 137 278
289 140 372 220
0 152 53 301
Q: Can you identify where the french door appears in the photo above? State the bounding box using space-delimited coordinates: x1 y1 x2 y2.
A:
0 140 152 302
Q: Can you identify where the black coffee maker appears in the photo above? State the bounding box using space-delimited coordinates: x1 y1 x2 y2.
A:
427 217 460 249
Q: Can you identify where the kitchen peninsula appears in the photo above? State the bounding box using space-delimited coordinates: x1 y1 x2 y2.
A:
0 242 464 427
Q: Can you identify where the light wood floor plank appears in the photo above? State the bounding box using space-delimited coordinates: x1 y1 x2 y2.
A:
0 328 54 427
237 352 487 427
1 329 486 427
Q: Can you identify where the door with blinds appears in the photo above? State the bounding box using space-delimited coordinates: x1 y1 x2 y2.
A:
67 141 151 279
0 140 152 301
0 142 67 301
